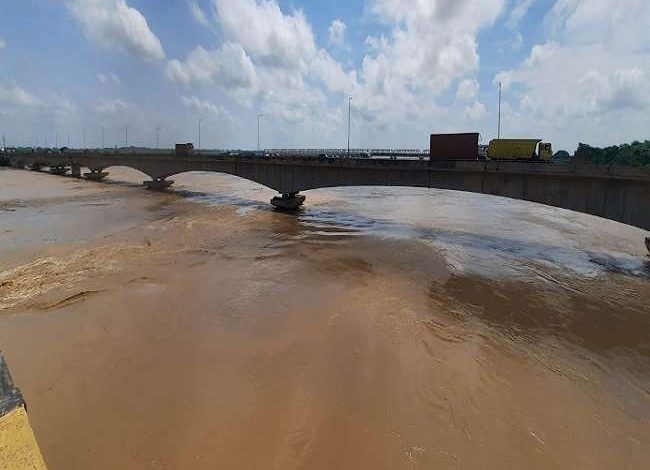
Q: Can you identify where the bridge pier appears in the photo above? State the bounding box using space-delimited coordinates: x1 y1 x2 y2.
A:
144 178 174 190
29 163 42 171
50 165 68 176
84 169 108 181
70 163 82 178
271 192 306 210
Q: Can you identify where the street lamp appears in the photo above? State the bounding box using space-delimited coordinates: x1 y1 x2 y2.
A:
347 96 352 155
497 81 502 139
155 126 161 149
198 119 203 151
257 114 264 151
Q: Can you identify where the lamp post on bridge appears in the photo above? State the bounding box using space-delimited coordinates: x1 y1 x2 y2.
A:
497 81 502 139
155 126 161 149
257 114 264 151
347 96 352 156
198 119 203 151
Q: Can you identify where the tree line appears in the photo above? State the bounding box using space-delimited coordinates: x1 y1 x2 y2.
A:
576 140 650 167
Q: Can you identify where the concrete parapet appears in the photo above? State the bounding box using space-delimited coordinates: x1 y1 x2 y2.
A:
0 352 48 470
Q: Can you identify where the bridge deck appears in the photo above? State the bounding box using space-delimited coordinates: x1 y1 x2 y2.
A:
6 151 650 233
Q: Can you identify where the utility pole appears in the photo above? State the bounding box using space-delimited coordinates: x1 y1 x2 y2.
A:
125 124 128 148
347 96 352 155
257 114 263 151
2 134 5 151
55 131 58 148
198 119 203 151
155 127 161 149
82 129 86 149
497 81 502 139
101 126 105 149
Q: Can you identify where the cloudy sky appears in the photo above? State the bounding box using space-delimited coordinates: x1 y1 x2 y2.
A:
1 0 649 151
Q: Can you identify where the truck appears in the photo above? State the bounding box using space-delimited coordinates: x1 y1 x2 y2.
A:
175 143 194 156
430 133 479 160
487 139 553 162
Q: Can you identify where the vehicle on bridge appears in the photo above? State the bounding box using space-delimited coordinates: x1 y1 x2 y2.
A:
175 143 194 156
430 133 480 160
488 139 553 162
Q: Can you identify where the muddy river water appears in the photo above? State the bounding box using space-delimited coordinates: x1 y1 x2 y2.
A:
0 166 649 469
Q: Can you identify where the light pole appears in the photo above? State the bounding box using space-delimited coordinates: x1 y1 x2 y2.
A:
347 96 352 155
125 124 128 148
497 81 502 139
82 129 86 149
155 127 161 149
101 126 105 149
198 119 203 151
257 114 264 151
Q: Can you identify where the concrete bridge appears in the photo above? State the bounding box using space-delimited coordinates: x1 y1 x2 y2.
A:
6 150 650 248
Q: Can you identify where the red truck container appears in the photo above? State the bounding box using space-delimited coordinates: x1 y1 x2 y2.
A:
175 143 194 156
429 133 479 160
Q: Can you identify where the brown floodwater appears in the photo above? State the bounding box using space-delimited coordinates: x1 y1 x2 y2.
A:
0 166 649 469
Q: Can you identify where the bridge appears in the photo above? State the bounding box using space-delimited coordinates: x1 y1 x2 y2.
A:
5 150 650 249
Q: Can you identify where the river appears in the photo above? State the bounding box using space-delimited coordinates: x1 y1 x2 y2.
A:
0 166 648 469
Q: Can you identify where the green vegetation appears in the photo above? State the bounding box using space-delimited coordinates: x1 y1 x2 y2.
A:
576 141 650 167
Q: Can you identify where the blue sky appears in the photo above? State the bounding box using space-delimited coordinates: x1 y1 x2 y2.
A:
1 0 649 151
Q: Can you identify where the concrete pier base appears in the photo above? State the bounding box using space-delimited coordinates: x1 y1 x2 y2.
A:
271 192 306 210
70 163 82 178
50 166 68 176
29 164 42 171
144 179 174 190
84 170 109 181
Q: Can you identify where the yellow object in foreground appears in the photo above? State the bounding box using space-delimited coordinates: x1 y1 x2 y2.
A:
0 406 47 470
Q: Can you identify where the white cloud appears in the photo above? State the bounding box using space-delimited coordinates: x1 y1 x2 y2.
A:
164 0 505 145
0 38 6 50
507 0 536 29
464 101 487 120
66 0 164 61
181 95 227 118
497 0 650 148
0 85 41 107
214 0 316 70
95 98 132 114
167 43 257 90
97 72 121 86
167 0 356 117
457 79 480 101
328 19 347 48
189 1 209 26
349 0 504 126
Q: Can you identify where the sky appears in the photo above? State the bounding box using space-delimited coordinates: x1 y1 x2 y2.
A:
0 0 649 151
